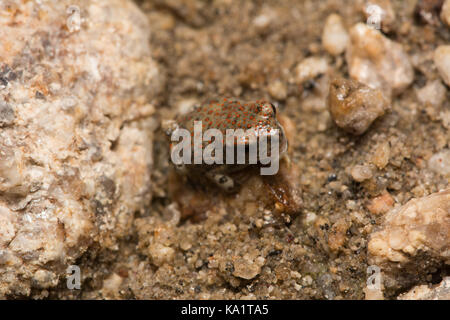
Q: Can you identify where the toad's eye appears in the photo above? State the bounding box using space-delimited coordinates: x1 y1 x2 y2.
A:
270 103 277 115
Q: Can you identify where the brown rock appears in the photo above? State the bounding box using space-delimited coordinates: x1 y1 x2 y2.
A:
328 77 390 135
367 191 395 215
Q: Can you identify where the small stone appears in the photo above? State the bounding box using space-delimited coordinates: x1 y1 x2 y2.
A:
350 164 373 182
268 80 287 100
415 79 447 108
434 45 450 87
322 14 349 56
372 141 391 169
367 191 395 215
302 275 313 286
428 149 450 175
328 77 390 135
295 57 329 84
346 23 414 96
102 273 123 296
252 8 276 32
328 218 350 252
148 243 175 267
232 256 264 280
442 0 450 26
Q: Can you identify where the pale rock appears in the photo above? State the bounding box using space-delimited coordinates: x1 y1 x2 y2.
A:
442 0 450 27
295 57 329 84
415 79 447 108
268 80 288 100
434 45 450 87
428 149 450 176
346 23 414 96
322 14 349 56
0 0 161 297
350 164 373 182
368 189 450 292
398 277 450 300
149 243 175 267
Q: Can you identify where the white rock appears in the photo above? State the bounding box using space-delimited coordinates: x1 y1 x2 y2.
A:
350 164 373 182
442 0 450 27
415 79 447 108
268 80 287 100
149 243 175 267
295 57 329 84
428 149 450 176
322 14 349 56
434 45 450 87
346 23 414 96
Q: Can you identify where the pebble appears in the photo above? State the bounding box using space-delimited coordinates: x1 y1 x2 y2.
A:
415 79 447 108
372 141 391 169
434 45 450 87
350 164 373 182
232 256 265 280
366 191 395 215
441 0 450 26
268 80 288 100
346 23 414 96
148 243 175 267
428 149 450 175
328 77 390 135
322 14 349 56
295 57 329 84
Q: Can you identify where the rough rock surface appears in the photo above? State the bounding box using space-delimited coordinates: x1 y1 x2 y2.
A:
415 79 447 108
434 45 450 87
398 277 450 300
346 23 414 97
442 0 450 26
368 189 450 295
328 77 390 135
0 0 160 297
